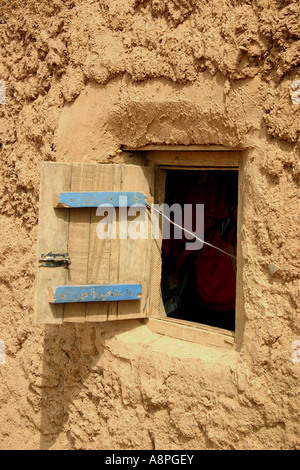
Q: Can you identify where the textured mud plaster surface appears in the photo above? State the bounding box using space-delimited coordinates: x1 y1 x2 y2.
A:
0 0 299 450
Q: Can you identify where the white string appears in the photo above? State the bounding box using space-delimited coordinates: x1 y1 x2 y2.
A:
147 204 237 260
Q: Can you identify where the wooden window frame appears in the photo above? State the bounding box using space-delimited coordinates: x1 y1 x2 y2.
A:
124 146 245 351
35 145 245 351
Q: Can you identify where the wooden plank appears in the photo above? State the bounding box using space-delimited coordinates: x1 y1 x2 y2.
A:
160 166 239 171
107 165 121 319
49 284 142 304
155 316 235 337
123 145 244 152
147 318 235 349
54 191 147 208
151 167 166 318
146 151 242 167
34 162 71 324
63 163 94 322
234 160 245 351
85 164 119 321
116 165 155 320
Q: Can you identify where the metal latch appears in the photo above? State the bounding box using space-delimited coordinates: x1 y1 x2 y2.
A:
39 252 71 269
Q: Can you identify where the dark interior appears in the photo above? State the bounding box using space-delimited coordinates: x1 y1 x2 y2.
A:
161 169 238 332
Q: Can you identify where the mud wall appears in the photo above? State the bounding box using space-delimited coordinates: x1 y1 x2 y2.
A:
0 0 299 450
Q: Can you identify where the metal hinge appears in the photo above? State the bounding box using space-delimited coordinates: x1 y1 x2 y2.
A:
39 252 71 269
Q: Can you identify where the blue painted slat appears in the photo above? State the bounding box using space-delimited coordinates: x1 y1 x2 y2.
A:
50 284 142 304
55 191 147 208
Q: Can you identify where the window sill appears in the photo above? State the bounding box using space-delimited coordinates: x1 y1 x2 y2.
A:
147 317 235 350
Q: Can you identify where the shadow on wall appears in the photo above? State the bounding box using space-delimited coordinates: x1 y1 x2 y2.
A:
39 323 99 450
39 320 143 450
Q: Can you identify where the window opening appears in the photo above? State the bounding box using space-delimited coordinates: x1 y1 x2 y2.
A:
161 169 239 332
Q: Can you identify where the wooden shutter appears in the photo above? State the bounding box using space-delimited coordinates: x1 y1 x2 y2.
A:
34 162 155 324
